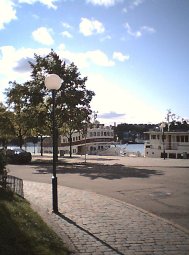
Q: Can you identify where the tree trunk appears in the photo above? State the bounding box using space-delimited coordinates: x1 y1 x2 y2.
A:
40 135 43 156
19 130 23 148
69 132 72 158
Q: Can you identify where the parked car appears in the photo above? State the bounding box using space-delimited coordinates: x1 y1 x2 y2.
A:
6 149 32 164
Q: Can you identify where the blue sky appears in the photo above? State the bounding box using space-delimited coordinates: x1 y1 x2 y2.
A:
0 0 189 125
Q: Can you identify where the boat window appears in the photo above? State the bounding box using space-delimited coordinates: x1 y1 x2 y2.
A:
185 136 188 142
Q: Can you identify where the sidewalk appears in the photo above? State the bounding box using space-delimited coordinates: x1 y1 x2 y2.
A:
24 180 189 255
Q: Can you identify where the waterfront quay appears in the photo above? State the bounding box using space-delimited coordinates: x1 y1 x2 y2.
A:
10 155 189 254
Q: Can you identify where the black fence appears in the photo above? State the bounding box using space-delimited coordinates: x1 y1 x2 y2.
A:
0 175 24 197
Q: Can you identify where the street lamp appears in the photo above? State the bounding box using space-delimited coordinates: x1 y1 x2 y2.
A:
45 74 62 213
160 122 166 160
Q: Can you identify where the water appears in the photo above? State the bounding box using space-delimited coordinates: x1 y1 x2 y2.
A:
117 143 144 155
8 143 145 156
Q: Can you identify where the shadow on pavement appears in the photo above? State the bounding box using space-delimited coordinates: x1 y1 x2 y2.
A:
33 162 164 180
56 211 124 255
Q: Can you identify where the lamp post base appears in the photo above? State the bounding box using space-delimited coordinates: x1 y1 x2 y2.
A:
52 176 58 213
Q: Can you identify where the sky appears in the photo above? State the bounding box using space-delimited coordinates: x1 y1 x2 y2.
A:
0 0 189 125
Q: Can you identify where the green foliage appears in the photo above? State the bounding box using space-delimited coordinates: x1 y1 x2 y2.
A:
28 50 95 139
0 189 69 255
4 50 95 150
0 103 15 148
0 149 7 175
115 123 157 142
28 49 95 131
168 120 189 131
5 82 31 148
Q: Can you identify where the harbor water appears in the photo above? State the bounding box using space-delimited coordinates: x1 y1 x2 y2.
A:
119 143 144 155
8 143 145 156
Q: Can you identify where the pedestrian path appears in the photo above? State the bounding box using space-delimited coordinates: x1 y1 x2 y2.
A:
24 181 189 255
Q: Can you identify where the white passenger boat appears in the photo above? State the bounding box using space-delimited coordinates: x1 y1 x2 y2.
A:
144 131 189 159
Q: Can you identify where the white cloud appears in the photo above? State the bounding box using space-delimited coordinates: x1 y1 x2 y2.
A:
141 26 156 34
0 45 163 124
18 0 58 9
86 73 163 124
0 44 114 102
61 31 73 38
0 46 50 77
0 0 17 30
58 44 114 68
86 50 114 66
62 22 72 29
125 23 141 38
100 35 112 42
79 18 105 36
86 0 123 7
131 0 145 8
113 51 130 62
32 27 54 45
125 23 155 38
122 7 128 13
0 46 51 102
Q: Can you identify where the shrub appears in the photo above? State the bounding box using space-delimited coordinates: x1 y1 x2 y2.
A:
0 150 7 188
0 149 7 175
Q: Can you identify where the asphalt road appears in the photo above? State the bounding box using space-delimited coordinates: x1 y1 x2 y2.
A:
8 155 189 230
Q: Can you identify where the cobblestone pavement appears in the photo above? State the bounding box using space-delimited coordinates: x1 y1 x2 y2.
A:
24 181 189 255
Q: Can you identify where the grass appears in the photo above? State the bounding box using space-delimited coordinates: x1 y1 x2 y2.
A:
0 188 70 255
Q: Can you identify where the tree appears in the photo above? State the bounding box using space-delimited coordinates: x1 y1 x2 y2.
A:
28 50 95 156
61 107 91 157
5 50 95 155
0 149 7 188
5 81 32 148
0 103 15 148
165 109 189 132
115 123 157 143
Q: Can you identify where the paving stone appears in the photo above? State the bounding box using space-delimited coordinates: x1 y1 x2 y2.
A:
24 181 189 255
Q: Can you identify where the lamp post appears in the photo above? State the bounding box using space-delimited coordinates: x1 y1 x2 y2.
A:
160 122 166 160
45 74 62 213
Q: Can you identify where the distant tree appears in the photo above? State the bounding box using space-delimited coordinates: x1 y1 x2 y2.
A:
165 109 189 132
115 123 157 143
0 103 15 148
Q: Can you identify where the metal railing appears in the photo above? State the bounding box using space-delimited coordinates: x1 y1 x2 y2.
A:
0 175 24 197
